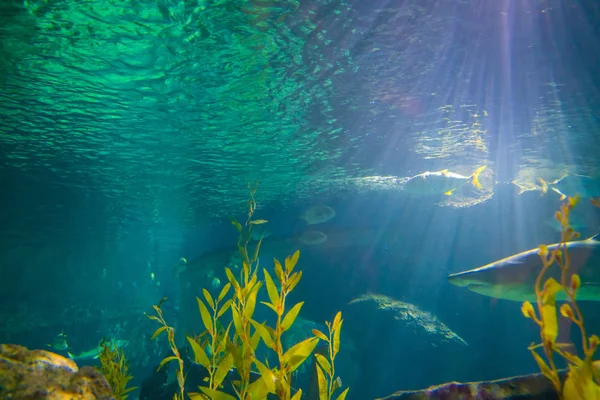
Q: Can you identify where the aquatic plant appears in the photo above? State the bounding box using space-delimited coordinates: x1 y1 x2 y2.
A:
96 338 137 400
146 297 186 400
521 195 600 399
312 312 350 400
146 183 349 399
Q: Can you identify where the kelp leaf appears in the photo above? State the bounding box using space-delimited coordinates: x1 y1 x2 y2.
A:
225 268 239 290
253 358 276 393
157 356 178 371
218 283 231 303
563 364 600 400
250 219 268 225
260 301 278 314
521 301 536 320
203 289 215 310
315 364 328 400
231 219 243 233
285 250 300 274
214 353 234 388
250 319 274 349
288 271 303 292
541 278 562 344
332 311 342 332
570 274 581 294
231 305 243 335
197 297 214 334
218 299 232 319
333 320 343 358
186 336 210 370
291 389 303 400
247 375 272 399
274 259 284 282
187 393 208 400
263 269 280 306
312 329 329 342
282 302 304 332
336 388 350 400
315 353 331 376
244 283 261 320
199 386 237 400
284 337 320 373
151 326 168 341
251 328 262 351
530 349 555 382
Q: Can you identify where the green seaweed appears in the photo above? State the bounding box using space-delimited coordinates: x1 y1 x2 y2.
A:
522 196 600 399
146 297 186 400
147 183 350 400
96 338 137 400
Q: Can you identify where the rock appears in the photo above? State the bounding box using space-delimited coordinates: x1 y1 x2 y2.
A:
0 343 114 399
343 294 470 399
375 371 564 399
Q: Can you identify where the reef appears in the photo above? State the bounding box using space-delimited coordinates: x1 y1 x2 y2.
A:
376 370 564 399
0 344 114 399
344 294 469 398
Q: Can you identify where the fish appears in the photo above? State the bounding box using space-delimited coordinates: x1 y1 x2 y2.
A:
299 205 336 225
539 173 600 200
250 224 272 241
296 230 328 246
448 233 600 302
402 166 486 196
67 339 129 361
47 331 69 351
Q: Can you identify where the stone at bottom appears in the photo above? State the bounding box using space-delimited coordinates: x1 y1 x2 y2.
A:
0 343 114 400
376 371 564 400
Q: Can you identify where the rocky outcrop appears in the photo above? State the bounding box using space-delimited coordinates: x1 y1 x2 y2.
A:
376 371 563 399
343 294 470 399
0 344 114 399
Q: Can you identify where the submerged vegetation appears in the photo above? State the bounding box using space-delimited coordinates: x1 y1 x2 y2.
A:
521 196 600 399
147 184 349 399
96 338 137 400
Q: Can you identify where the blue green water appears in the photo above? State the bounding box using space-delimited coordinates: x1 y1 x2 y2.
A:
1 1 599 399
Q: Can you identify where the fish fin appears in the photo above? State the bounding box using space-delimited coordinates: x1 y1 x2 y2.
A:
67 352 75 359
440 169 450 176
469 165 486 189
551 187 567 200
587 233 600 242
538 178 549 194
444 188 455 196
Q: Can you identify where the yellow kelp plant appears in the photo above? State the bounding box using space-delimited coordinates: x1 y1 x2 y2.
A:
521 195 600 399
146 183 349 400
97 338 137 400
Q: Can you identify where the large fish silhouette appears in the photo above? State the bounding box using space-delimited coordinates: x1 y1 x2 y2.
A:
448 234 600 302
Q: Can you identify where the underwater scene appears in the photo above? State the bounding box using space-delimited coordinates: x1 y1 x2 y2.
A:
1 0 600 399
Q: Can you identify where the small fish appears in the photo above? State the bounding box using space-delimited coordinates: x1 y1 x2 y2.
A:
47 331 69 351
299 205 336 225
68 339 129 361
403 165 486 196
250 224 272 241
538 173 600 200
448 233 600 302
211 277 221 289
297 230 328 246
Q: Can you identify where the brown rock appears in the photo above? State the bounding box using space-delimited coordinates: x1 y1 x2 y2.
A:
0 344 115 399
375 371 564 400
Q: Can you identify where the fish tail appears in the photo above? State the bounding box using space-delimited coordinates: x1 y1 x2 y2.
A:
538 178 549 194
551 187 567 201
469 166 486 189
